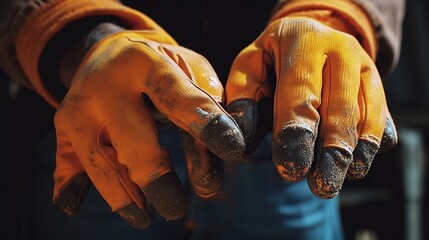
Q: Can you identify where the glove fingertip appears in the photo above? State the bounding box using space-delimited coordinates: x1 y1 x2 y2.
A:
273 125 315 182
226 100 257 145
226 98 273 155
201 114 246 163
53 172 91 216
117 202 151 229
347 140 379 180
141 172 188 221
179 130 224 198
191 155 224 198
379 116 398 153
307 148 352 199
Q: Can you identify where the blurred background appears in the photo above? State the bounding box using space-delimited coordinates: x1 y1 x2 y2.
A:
340 0 429 239
2 0 428 239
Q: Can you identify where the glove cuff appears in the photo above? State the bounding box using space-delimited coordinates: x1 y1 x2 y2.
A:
269 0 377 60
16 0 172 108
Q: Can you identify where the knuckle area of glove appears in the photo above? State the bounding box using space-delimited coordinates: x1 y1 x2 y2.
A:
144 80 222 129
279 19 362 57
56 94 90 121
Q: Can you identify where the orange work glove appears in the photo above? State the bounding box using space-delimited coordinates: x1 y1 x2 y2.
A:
16 0 245 228
225 0 397 199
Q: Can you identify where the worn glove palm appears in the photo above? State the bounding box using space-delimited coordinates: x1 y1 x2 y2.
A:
53 29 245 228
226 16 397 199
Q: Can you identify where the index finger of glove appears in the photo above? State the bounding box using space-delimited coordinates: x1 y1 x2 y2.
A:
157 46 226 197
138 43 245 163
159 45 225 103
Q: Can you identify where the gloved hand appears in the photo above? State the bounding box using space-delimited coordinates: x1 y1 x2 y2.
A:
54 29 246 228
15 0 245 229
225 0 397 199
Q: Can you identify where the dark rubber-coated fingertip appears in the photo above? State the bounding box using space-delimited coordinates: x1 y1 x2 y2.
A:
180 130 223 197
307 148 352 199
347 140 379 180
191 152 223 198
201 114 246 163
226 99 273 154
379 117 398 153
273 126 314 182
141 172 187 221
53 172 91 216
117 202 151 229
226 100 256 146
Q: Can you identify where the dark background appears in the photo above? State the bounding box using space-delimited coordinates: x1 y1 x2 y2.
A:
2 0 428 239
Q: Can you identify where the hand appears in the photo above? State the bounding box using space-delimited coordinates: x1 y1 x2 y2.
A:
53 26 245 228
225 17 397 199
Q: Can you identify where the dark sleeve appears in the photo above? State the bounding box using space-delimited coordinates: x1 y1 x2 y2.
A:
0 0 42 88
352 0 406 76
